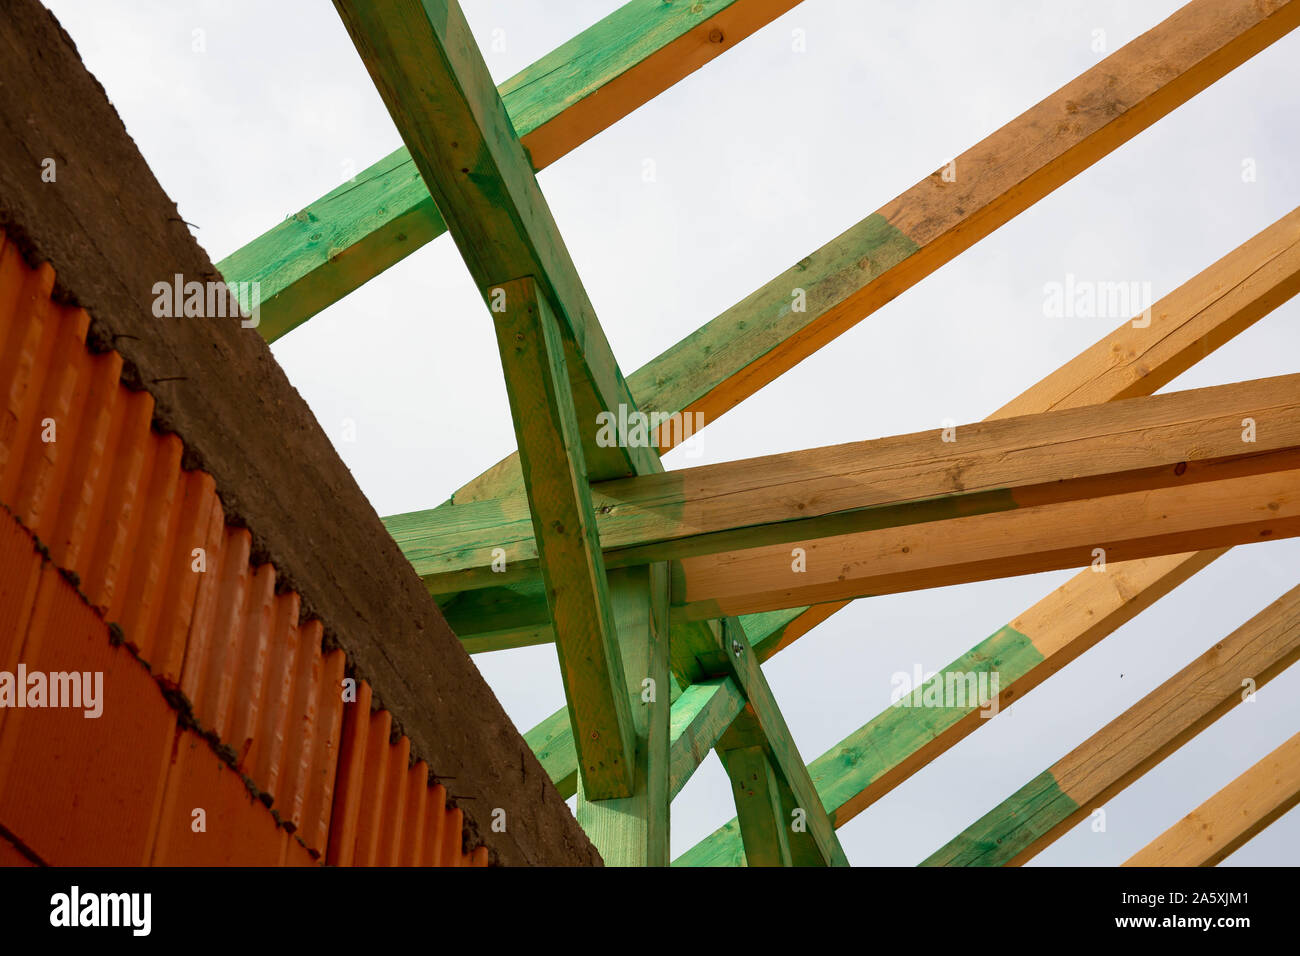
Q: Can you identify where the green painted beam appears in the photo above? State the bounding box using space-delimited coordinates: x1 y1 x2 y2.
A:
523 704 579 799
332 0 655 481
220 0 798 343
482 276 635 798
520 607 810 799
389 0 1300 520
923 580 1300 866
668 676 745 800
391 373 1300 594
721 744 791 867
577 565 671 866
674 551 1220 865
713 617 848 866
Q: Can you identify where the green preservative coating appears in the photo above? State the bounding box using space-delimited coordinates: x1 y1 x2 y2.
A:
674 624 1045 866
220 0 788 344
626 213 920 426
919 770 1079 867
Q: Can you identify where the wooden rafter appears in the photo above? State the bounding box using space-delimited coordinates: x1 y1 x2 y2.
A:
394 0 1299 520
677 207 1300 863
333 0 656 480
1123 730 1300 867
668 677 745 800
300 0 1300 868
399 206 1300 654
463 204 1300 856
221 0 800 342
722 743 793 867
676 550 1223 865
922 582 1300 866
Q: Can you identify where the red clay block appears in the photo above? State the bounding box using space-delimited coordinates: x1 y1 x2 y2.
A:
246 590 300 794
400 761 428 866
45 350 122 570
441 807 463 868
181 524 248 717
280 834 320 867
325 676 371 867
422 783 447 867
26 344 89 545
381 735 410 866
0 512 42 678
11 302 90 530
0 572 173 865
81 387 154 611
146 469 216 683
150 727 285 866
113 432 182 636
0 269 62 507
354 708 392 867
277 620 322 833
225 561 274 751
0 258 55 483
0 831 37 867
195 528 252 732
298 647 346 858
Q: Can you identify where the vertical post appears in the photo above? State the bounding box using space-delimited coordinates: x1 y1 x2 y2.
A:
577 563 671 865
722 745 792 867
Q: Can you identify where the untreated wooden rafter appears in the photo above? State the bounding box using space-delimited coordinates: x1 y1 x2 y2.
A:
922 581 1300 866
306 0 1300 868
675 549 1223 865
677 207 1300 864
1123 730 1300 867
403 0 1300 518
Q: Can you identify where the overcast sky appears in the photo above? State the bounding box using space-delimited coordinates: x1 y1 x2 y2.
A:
45 0 1300 865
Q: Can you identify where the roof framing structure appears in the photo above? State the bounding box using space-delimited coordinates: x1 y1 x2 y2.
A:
222 0 1300 864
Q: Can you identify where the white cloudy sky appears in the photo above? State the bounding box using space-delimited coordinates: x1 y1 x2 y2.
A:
45 0 1300 865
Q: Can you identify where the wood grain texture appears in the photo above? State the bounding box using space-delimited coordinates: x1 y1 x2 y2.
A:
677 467 1300 619
925 582 1300 866
676 550 1221 865
221 0 796 342
398 373 1300 586
392 203 1300 658
487 277 635 798
333 0 655 480
576 565 671 865
668 677 745 800
722 745 792 867
1124 730 1300 867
